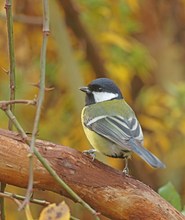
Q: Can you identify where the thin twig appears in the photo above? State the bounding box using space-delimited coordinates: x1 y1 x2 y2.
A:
0 192 21 208
0 183 6 220
0 192 50 206
19 0 49 210
5 0 16 130
4 109 28 141
0 99 37 110
2 1 16 218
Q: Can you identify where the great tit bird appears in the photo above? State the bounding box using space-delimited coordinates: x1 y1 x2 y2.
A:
80 78 165 173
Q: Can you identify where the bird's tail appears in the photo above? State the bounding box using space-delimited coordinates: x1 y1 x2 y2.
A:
128 139 166 168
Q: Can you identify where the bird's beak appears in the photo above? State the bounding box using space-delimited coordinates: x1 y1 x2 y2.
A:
79 86 91 94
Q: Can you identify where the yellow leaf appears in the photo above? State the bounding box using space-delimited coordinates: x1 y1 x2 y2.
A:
39 202 70 220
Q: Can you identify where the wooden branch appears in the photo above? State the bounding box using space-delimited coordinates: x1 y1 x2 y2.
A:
0 129 184 220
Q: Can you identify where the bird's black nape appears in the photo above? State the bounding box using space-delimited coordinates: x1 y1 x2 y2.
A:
88 78 123 97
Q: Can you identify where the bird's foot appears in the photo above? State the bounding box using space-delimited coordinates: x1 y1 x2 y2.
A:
122 166 129 175
122 157 129 174
83 149 96 161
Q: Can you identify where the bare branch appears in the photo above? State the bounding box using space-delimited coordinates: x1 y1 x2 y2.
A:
0 192 50 207
5 0 16 130
20 0 50 210
1 1 16 217
0 192 21 207
0 99 37 110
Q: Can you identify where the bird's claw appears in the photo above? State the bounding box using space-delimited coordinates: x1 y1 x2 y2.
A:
83 149 96 161
122 167 129 175
122 157 129 174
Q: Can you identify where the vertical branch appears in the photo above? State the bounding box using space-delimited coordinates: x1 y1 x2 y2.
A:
30 0 49 153
5 0 16 130
0 183 5 220
19 0 49 209
2 1 16 219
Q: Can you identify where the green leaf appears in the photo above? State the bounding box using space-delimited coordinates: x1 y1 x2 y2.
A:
158 182 182 211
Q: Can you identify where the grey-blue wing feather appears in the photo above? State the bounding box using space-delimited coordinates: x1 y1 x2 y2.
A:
90 117 130 147
87 116 143 146
128 139 166 168
86 116 165 168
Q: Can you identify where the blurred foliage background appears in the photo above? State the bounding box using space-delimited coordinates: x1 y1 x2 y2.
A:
0 0 185 219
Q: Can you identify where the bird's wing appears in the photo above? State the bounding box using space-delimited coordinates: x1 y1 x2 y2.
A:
86 115 143 147
85 115 165 168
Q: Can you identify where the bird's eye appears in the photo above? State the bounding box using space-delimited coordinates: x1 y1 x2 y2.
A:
91 84 103 92
98 87 103 92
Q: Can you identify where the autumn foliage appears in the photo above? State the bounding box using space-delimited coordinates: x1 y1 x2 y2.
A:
0 0 185 219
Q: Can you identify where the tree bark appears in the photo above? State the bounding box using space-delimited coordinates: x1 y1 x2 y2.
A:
0 129 184 220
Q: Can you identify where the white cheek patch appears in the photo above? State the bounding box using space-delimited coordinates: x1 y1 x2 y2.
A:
93 92 118 103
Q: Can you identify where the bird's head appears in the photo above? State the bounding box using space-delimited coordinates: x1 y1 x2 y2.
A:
80 78 123 105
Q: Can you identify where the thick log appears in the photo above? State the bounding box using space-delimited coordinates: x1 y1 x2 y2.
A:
0 129 184 220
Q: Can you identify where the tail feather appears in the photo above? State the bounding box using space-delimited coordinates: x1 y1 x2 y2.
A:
128 139 166 168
